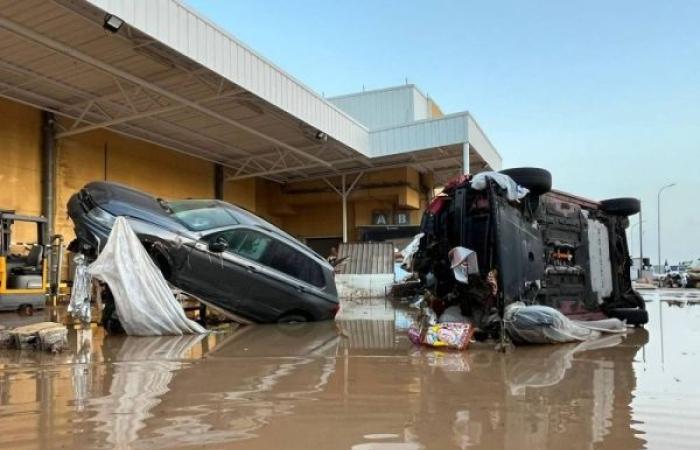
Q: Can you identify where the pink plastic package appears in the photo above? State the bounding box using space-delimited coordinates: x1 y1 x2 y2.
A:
408 322 475 350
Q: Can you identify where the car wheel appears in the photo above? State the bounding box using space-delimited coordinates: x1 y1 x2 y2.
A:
608 307 649 326
277 313 310 324
600 197 641 216
499 167 552 195
150 252 172 281
18 304 34 316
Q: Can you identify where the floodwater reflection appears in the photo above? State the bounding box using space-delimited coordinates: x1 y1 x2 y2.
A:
1 292 698 449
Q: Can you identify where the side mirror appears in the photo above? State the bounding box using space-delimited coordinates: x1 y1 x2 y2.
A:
208 238 228 253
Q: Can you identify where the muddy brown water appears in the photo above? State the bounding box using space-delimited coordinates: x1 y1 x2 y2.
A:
1 290 699 449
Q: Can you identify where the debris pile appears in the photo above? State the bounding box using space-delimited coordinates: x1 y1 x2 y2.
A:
0 322 67 353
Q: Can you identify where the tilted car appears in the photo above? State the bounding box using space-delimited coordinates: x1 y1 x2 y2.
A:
68 181 339 323
414 167 648 335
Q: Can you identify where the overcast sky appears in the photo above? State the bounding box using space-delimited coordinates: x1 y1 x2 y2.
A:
187 0 700 264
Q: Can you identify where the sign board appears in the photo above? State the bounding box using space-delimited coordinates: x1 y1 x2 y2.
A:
372 211 390 226
394 211 410 225
372 210 412 226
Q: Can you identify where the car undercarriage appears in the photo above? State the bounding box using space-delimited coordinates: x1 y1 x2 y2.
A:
413 168 648 337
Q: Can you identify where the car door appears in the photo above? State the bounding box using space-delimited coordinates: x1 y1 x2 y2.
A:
175 228 252 315
217 228 289 321
246 236 332 320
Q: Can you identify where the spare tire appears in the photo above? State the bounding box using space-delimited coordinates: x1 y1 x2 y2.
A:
600 197 640 216
499 167 552 195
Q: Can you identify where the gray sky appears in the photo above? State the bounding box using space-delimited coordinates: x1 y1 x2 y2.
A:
187 0 700 263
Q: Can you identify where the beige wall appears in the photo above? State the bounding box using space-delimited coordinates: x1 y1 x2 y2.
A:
55 124 215 242
0 99 42 243
1 97 429 251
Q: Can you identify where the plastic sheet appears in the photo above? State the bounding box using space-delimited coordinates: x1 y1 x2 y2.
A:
88 217 206 336
408 322 475 350
400 232 424 270
504 302 627 344
449 246 479 284
470 172 529 202
68 254 92 324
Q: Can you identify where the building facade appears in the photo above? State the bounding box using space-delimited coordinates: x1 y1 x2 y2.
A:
0 0 502 257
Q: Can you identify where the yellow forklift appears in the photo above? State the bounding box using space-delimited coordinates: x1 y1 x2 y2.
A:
0 210 62 313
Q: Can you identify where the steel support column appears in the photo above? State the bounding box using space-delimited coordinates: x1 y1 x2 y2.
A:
462 141 470 175
324 172 364 243
214 163 225 200
41 111 55 240
638 207 644 272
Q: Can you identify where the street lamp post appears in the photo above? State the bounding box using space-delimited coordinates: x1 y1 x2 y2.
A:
657 183 676 284
630 219 646 258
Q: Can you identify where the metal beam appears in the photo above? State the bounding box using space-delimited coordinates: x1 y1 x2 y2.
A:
0 16 334 169
462 142 470 175
323 172 364 243
227 157 358 181
0 57 243 158
0 83 239 168
58 87 247 138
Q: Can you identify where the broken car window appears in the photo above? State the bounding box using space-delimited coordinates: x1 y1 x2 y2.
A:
206 229 272 263
205 228 325 287
168 200 239 231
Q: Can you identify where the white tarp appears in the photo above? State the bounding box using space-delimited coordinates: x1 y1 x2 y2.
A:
399 232 424 271
88 217 206 336
504 302 626 344
470 171 529 202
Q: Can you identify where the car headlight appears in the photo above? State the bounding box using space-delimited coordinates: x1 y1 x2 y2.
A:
87 207 116 228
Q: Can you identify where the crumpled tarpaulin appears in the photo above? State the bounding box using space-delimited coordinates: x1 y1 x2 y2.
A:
504 302 626 344
68 253 92 324
88 217 206 336
470 171 529 202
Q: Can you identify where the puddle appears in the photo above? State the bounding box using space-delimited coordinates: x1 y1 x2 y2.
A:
0 290 698 449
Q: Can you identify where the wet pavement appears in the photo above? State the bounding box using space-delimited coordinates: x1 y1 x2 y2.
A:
1 290 699 449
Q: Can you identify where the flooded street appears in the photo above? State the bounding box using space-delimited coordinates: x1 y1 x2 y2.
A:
1 290 699 449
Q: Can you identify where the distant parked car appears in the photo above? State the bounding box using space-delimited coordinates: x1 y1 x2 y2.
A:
414 167 648 333
68 181 339 323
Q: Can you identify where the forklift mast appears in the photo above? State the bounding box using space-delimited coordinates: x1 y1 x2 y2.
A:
0 210 48 255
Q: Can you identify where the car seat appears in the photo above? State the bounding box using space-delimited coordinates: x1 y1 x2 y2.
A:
11 245 44 275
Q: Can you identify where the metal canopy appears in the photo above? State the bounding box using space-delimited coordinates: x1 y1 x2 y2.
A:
0 0 500 185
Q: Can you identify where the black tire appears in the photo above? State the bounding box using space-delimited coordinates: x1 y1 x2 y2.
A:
499 167 552 195
277 312 310 324
18 304 34 316
608 307 648 326
600 197 640 216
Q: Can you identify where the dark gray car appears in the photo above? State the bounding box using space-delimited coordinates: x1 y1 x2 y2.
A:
67 181 339 323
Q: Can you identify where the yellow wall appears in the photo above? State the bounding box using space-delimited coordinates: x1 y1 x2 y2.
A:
55 125 214 242
281 203 344 239
0 99 42 243
224 178 256 212
1 97 430 253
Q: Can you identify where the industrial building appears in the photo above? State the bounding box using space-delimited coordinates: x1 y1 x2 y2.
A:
0 0 501 258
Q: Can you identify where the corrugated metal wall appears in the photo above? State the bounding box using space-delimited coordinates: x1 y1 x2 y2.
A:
329 86 417 129
86 0 370 154
369 112 469 157
328 85 437 130
337 242 394 274
467 115 502 170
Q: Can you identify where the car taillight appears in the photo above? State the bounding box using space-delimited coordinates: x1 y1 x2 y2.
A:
330 303 340 318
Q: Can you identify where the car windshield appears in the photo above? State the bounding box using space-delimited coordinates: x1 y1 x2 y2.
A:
166 200 239 231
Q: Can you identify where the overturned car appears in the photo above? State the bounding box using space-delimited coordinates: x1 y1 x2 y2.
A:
68 181 339 323
414 168 647 336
